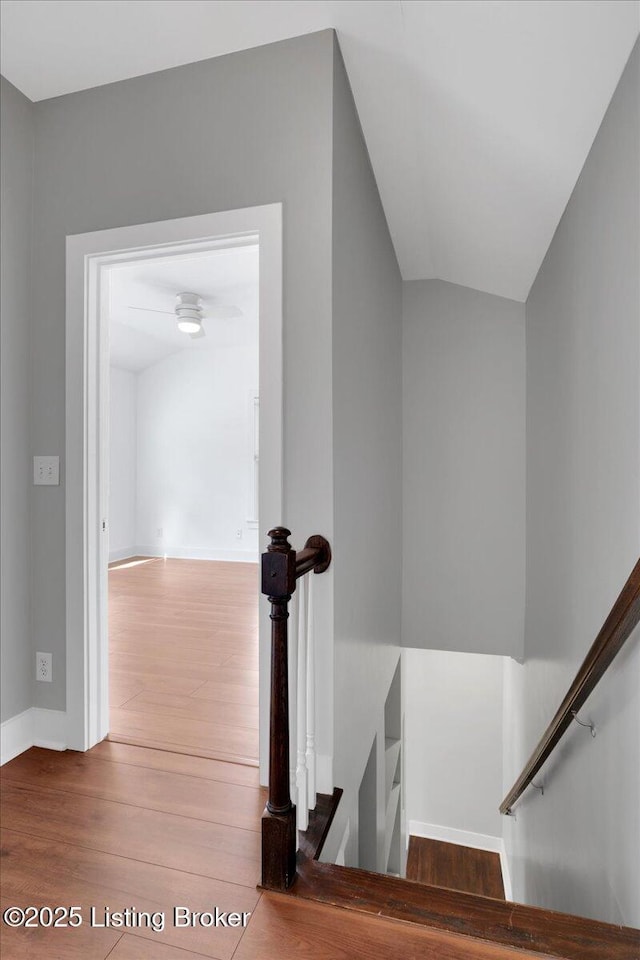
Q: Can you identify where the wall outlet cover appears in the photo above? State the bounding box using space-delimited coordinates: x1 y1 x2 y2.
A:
36 652 52 682
33 456 60 486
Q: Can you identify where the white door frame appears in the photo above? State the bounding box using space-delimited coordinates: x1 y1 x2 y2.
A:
65 204 283 781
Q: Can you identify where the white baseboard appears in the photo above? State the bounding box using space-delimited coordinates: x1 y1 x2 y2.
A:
315 753 334 796
1 709 34 764
499 842 513 902
408 819 512 901
1 708 68 764
136 545 258 563
109 545 138 562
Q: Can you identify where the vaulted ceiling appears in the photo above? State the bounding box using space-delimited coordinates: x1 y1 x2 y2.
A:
1 1 637 300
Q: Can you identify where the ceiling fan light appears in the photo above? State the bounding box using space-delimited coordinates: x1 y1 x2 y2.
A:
177 318 202 334
175 292 203 335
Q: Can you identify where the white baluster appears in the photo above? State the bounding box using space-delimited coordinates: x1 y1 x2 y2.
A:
296 575 309 830
288 589 298 823
306 572 316 811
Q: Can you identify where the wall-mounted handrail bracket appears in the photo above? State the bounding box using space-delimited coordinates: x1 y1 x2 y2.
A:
571 710 596 737
531 781 544 796
499 557 640 816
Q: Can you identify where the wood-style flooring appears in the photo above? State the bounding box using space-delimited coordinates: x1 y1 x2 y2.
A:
108 558 259 765
406 835 505 900
0 743 532 960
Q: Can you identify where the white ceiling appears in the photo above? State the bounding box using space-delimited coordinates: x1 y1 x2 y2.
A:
108 245 258 373
1 1 638 300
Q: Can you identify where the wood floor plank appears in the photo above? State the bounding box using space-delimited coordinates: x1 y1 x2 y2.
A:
107 935 212 959
109 709 259 761
104 734 260 766
109 671 208 698
233 892 541 960
1 782 261 888
223 654 259 670
1 749 265 831
110 641 235 668
90 740 261 788
406 836 505 900
0 830 258 960
109 652 224 682
119 692 259 730
191 680 260 707
111 635 257 657
108 559 259 761
0 896 121 960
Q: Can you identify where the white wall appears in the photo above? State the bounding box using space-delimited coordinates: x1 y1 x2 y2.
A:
402 279 525 658
404 648 504 841
135 344 258 561
28 31 334 712
504 39 640 926
108 366 137 560
1 77 34 723
323 37 403 861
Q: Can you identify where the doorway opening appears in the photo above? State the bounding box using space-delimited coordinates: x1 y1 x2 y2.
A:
106 243 260 763
65 205 283 782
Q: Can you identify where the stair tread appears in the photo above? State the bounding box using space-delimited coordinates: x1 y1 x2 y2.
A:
406 835 504 900
291 859 640 960
235 890 548 960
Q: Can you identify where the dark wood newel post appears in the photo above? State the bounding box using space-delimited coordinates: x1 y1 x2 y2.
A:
260 526 331 891
261 527 297 890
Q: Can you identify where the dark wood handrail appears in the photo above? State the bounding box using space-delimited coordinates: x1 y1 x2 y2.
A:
500 557 640 815
261 526 331 891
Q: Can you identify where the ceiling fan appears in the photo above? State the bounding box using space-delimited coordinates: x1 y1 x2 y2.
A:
127 292 242 339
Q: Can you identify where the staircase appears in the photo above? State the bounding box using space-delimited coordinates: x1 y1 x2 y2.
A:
260 532 640 959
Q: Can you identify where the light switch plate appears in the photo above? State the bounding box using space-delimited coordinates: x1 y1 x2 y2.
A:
33 456 60 486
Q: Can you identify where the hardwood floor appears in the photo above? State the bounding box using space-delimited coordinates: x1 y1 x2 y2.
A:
0 744 532 960
108 558 259 764
406 835 505 900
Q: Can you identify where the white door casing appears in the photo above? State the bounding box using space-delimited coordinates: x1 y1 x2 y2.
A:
65 205 283 783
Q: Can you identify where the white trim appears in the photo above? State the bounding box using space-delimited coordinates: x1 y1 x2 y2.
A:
1 709 68 764
499 843 513 902
65 205 283 766
133 547 259 564
108 546 139 563
315 752 334 796
33 709 68 751
1 709 34 764
408 819 512 900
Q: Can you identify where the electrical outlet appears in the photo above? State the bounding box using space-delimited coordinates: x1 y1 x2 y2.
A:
33 456 60 486
236 528 243 540
156 527 163 538
36 652 52 682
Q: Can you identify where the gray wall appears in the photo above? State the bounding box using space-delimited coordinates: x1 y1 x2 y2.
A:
404 648 504 840
402 279 525 657
1 78 34 722
504 39 640 926
28 32 335 712
324 38 403 860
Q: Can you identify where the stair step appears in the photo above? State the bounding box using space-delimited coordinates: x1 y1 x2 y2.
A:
291 859 640 960
406 835 505 900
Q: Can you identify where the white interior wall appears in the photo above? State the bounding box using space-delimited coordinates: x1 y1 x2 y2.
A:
0 77 34 724
26 31 334 717
322 37 403 863
404 648 504 842
109 341 258 562
402 279 526 658
108 366 137 560
504 39 640 927
135 345 258 561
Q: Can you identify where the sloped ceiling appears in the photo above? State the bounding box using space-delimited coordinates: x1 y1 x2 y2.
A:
1 0 638 300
